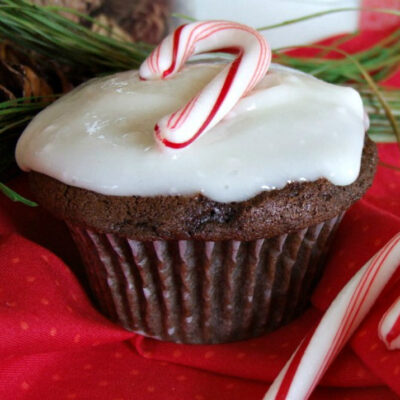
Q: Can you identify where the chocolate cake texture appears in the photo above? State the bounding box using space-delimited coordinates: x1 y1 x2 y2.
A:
29 137 376 242
27 137 377 344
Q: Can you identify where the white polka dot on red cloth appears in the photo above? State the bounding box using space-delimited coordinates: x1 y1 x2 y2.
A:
356 369 366 378
20 321 29 330
325 287 333 295
347 261 356 270
130 369 139 376
172 350 182 358
379 355 389 363
369 343 378 351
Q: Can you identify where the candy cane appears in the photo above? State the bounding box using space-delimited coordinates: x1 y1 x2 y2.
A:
264 233 400 400
139 21 271 149
379 295 400 350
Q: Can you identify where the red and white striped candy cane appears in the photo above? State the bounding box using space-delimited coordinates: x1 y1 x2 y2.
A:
139 21 271 149
264 232 400 400
379 295 400 350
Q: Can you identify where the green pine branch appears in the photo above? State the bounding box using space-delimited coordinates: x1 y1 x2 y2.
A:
0 1 399 206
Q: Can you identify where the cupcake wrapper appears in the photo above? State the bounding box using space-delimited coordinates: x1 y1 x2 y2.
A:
67 213 343 344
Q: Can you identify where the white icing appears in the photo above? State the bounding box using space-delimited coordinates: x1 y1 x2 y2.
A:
16 63 366 203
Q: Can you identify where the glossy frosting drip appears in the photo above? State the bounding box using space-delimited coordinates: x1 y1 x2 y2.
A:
16 63 366 202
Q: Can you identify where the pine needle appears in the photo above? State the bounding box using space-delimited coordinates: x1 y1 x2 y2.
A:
0 182 37 206
256 7 400 31
272 28 400 85
0 0 152 73
0 2 399 205
273 44 400 148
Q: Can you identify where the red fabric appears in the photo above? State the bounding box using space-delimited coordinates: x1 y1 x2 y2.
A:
361 0 400 31
1 152 400 400
1 18 400 400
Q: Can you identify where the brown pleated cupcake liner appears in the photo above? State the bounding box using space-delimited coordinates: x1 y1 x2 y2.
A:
67 213 343 344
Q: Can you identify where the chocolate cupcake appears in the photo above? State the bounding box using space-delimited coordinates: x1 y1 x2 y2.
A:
16 22 377 344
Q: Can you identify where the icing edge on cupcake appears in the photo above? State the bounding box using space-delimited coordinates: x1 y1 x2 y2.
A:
16 63 366 203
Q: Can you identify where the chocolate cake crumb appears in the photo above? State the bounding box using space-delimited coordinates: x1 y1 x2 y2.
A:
29 137 377 242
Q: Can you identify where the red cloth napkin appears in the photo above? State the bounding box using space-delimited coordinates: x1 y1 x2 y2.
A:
1 21 400 400
1 149 400 400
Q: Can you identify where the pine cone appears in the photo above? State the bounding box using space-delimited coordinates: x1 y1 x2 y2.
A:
100 0 169 44
31 0 102 22
0 41 77 180
0 1 170 100
0 41 74 101
30 0 169 44
129 0 168 44
90 13 135 43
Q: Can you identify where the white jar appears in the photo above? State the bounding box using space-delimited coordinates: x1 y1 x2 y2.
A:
170 0 361 49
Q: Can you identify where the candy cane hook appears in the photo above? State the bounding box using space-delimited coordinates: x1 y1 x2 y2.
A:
264 232 400 400
379 295 400 350
139 21 271 149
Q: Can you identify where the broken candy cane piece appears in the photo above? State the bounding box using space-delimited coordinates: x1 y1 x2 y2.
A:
139 21 271 149
379 295 400 350
263 232 400 400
